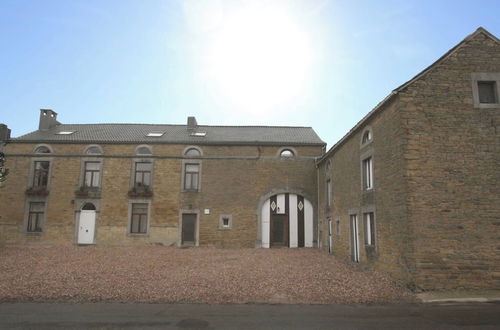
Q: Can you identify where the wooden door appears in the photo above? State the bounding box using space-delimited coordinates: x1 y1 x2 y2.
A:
270 214 288 247
182 213 197 246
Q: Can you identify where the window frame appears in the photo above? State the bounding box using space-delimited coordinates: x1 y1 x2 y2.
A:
363 212 376 247
219 214 233 230
183 162 200 191
471 72 500 108
181 146 202 192
134 161 153 188
23 198 48 235
28 157 53 190
127 200 151 236
360 127 373 148
79 146 103 190
83 161 101 188
361 156 373 190
277 147 298 158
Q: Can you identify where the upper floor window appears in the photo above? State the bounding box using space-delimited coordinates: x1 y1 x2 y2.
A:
34 145 51 154
280 149 295 157
136 145 153 156
134 162 152 187
184 163 200 190
471 73 500 108
361 128 373 146
184 147 201 157
478 81 498 104
85 145 103 155
33 161 49 188
84 162 100 187
326 179 332 207
362 156 373 190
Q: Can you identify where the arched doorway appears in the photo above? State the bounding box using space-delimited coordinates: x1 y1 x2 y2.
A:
260 193 313 248
78 202 96 244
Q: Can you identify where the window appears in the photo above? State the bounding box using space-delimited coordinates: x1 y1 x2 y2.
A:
326 179 332 207
362 157 373 190
34 146 51 154
219 214 232 229
280 149 294 157
471 73 500 108
130 203 148 234
146 132 164 137
84 161 100 187
184 148 201 157
85 146 102 155
184 163 200 190
27 202 44 232
362 130 372 144
33 161 49 188
478 81 498 104
136 146 153 155
364 212 376 246
134 162 152 187
190 132 207 137
56 131 75 135
335 216 341 235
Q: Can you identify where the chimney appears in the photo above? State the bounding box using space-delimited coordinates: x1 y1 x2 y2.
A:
0 124 10 141
187 116 198 131
39 109 59 130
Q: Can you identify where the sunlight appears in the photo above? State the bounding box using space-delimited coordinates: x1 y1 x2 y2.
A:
204 3 313 114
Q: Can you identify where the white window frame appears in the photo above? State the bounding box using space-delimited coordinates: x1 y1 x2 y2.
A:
362 156 373 190
219 214 232 230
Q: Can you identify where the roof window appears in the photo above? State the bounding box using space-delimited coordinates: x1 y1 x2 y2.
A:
56 131 75 135
190 132 207 137
146 132 165 137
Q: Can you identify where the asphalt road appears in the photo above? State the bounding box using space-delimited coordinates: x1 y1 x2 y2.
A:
0 302 499 329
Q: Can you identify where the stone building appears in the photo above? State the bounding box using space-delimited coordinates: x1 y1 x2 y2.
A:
317 27 500 290
0 27 498 291
0 110 325 247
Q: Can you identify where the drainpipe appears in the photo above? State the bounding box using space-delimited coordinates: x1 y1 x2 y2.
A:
316 159 321 249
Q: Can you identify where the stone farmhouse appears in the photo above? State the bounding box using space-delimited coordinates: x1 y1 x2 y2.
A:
0 27 498 291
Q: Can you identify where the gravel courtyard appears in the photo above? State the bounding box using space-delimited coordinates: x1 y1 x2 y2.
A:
0 246 411 304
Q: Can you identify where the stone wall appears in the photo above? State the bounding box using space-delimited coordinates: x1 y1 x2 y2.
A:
399 31 500 290
0 143 322 247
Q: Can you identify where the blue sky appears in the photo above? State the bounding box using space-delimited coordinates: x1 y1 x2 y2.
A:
1 0 499 147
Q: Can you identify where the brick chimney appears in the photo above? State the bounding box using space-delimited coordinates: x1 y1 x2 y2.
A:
187 116 197 132
39 109 60 130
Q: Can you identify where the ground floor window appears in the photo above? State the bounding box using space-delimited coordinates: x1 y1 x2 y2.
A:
363 212 376 246
27 202 45 232
130 203 148 234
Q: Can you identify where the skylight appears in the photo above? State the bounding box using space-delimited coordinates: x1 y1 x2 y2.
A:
147 132 164 137
56 131 75 135
190 132 207 137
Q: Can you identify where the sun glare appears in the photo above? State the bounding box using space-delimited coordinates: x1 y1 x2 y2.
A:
204 4 313 114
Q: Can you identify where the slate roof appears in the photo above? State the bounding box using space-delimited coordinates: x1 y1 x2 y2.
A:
14 123 325 146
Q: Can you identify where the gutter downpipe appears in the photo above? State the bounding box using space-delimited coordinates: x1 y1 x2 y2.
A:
316 158 321 249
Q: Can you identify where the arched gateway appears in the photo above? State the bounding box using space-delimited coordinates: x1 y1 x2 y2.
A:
260 193 313 248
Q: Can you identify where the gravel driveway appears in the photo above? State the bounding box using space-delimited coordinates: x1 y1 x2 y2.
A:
0 246 411 304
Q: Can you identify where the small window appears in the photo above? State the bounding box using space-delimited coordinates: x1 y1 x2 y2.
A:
84 161 100 187
362 157 373 190
335 217 341 236
362 130 372 144
130 203 148 234
280 149 294 157
478 81 498 104
363 212 376 246
82 202 96 211
56 131 75 135
34 146 51 154
85 146 103 155
219 214 232 229
27 202 44 232
147 132 164 137
33 161 50 188
134 162 152 187
184 148 201 157
326 179 332 207
190 132 207 137
136 146 153 155
184 163 200 190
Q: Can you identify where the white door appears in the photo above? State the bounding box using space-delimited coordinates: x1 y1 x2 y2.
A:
78 210 96 244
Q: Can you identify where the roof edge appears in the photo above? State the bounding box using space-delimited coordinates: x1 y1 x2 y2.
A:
317 27 499 164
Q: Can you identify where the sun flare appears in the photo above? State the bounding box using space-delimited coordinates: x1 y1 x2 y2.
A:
204 4 313 114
